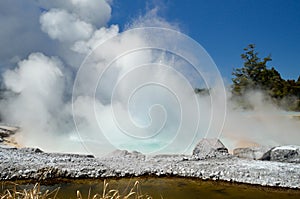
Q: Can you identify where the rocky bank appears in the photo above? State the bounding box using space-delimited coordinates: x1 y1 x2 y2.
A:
0 138 300 189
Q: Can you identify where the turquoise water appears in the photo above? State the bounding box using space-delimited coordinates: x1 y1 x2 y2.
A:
1 177 300 198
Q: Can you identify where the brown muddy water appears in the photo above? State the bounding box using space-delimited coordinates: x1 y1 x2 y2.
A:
1 177 300 199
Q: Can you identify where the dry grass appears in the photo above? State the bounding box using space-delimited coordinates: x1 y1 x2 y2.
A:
0 183 60 199
0 180 153 199
77 180 152 199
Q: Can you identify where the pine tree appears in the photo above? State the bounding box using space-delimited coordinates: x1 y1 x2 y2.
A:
231 44 300 111
232 44 272 95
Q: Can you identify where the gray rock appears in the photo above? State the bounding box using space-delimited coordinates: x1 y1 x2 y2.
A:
0 125 19 137
233 146 272 160
0 144 17 149
0 130 11 138
106 149 145 160
147 154 187 162
192 138 228 158
19 147 43 153
262 145 300 163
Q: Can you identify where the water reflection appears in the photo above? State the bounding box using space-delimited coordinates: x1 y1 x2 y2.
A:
1 177 300 199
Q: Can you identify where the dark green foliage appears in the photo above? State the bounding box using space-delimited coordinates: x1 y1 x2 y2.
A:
232 44 272 96
232 44 300 111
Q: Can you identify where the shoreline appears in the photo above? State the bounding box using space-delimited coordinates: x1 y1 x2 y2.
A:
0 146 299 190
1 175 299 192
1 176 300 197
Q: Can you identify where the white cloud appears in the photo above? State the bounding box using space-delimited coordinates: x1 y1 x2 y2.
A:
2 53 65 136
3 53 64 104
40 9 94 43
0 53 89 153
69 0 111 27
128 7 179 30
0 0 113 70
72 25 119 54
37 0 112 27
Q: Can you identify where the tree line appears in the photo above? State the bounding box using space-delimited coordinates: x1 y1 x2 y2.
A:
232 44 300 111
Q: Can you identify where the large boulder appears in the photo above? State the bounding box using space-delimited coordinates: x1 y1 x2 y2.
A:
261 145 300 163
233 146 272 160
192 138 229 159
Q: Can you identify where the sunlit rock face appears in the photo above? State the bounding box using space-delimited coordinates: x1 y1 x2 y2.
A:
261 145 300 163
192 138 229 159
233 146 271 160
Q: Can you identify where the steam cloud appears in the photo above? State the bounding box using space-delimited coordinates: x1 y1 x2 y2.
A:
0 0 299 156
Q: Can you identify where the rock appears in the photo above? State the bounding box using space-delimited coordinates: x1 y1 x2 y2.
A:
0 144 17 149
0 137 3 142
233 146 272 160
19 147 43 153
108 149 131 156
260 148 273 160
261 145 300 163
106 149 145 160
192 138 229 159
0 126 18 137
0 130 11 138
147 154 187 162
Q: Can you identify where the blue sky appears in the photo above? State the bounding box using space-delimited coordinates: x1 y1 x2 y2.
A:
110 0 300 81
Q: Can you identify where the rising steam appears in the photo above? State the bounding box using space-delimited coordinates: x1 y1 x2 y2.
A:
71 27 226 156
0 1 299 156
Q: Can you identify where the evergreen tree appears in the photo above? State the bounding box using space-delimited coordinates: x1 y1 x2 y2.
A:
232 44 272 96
232 44 300 111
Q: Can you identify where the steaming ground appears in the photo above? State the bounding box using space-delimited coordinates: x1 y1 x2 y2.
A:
0 0 299 156
222 92 300 150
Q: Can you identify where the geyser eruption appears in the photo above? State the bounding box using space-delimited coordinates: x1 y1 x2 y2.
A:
0 0 226 156
72 28 226 156
0 0 299 157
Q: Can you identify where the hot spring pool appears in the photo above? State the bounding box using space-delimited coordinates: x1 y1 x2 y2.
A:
1 177 300 198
